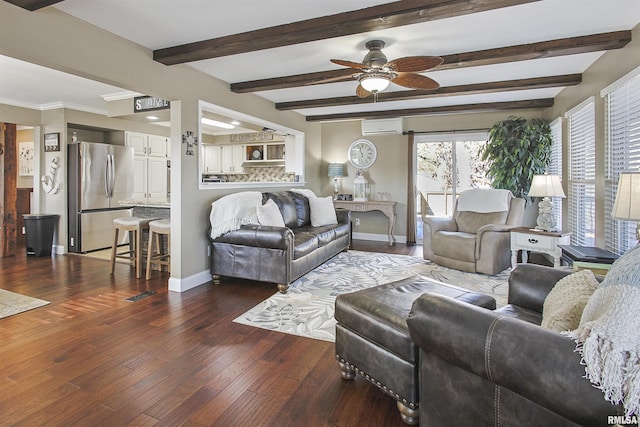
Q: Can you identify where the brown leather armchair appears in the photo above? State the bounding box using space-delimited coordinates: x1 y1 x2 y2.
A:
406 264 621 426
422 188 524 274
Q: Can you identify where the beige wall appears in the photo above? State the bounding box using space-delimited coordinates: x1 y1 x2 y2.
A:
0 3 313 291
319 110 544 239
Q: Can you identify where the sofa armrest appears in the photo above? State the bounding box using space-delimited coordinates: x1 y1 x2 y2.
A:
507 264 573 311
407 294 619 425
336 208 351 225
212 224 294 250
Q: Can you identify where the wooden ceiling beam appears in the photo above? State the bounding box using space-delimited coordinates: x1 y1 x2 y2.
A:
305 98 554 122
2 0 64 11
231 31 630 93
153 0 540 65
276 74 581 110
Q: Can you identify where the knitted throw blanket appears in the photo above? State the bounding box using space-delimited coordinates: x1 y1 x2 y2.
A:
209 191 262 240
566 245 640 416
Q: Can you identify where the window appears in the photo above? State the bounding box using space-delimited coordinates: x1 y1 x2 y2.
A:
549 118 563 229
603 68 640 254
566 98 596 247
415 132 490 240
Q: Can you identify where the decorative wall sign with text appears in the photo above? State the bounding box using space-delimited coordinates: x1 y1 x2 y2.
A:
229 132 274 143
133 96 171 113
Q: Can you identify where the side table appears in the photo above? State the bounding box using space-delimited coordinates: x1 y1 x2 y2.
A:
332 200 397 246
510 227 571 268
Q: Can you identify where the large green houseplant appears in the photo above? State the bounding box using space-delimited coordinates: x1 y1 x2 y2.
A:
479 116 552 203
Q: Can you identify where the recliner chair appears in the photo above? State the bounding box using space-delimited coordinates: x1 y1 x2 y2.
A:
422 188 524 275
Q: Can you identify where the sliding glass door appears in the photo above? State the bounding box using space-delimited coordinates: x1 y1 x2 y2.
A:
415 133 490 241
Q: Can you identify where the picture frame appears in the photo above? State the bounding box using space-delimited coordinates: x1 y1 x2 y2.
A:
44 132 60 152
337 194 353 201
18 141 34 176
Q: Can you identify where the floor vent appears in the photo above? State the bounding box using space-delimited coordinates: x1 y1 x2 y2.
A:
125 290 156 302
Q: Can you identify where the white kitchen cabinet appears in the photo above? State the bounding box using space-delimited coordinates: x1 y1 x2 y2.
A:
220 144 244 174
147 157 168 198
132 155 147 199
203 145 222 173
125 131 168 157
126 131 169 199
132 156 168 199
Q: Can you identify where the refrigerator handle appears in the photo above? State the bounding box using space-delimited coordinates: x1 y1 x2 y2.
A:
106 154 115 198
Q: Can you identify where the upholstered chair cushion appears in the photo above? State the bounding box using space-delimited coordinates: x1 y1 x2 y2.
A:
455 211 509 234
432 231 476 262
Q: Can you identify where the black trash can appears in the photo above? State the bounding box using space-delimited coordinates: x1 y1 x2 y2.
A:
23 214 59 257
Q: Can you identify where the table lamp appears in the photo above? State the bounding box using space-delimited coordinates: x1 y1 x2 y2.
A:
611 172 640 241
328 163 344 200
528 174 566 232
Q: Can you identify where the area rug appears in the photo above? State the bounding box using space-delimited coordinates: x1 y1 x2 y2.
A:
233 250 510 342
0 289 50 319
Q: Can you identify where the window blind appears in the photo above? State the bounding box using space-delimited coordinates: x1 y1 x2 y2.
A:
549 118 563 230
567 100 596 246
604 72 640 254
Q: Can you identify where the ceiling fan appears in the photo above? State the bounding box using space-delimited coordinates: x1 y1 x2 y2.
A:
330 40 443 98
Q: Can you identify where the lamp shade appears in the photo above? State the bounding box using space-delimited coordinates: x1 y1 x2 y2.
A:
360 74 391 93
612 172 640 220
328 163 344 178
528 174 566 198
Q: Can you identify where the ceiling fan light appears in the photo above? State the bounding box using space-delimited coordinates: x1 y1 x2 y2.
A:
360 75 391 93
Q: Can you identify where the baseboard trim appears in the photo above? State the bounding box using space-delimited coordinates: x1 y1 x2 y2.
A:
168 269 211 293
352 231 406 244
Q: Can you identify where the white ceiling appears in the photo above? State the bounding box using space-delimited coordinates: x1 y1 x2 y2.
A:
2 0 640 121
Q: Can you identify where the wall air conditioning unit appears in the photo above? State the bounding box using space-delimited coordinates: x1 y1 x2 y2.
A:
361 117 403 136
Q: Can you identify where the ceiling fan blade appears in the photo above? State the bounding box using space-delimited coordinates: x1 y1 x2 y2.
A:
392 73 440 90
385 56 443 72
331 59 369 70
356 84 372 98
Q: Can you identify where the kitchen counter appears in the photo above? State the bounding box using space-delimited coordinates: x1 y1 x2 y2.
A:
119 199 170 208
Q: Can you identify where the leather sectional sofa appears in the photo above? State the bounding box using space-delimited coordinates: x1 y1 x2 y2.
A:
406 264 621 426
209 191 351 293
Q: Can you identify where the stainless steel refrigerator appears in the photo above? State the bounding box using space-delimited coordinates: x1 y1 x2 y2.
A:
68 141 135 253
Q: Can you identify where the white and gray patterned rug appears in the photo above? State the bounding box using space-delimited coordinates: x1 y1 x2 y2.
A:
0 289 50 319
234 250 510 342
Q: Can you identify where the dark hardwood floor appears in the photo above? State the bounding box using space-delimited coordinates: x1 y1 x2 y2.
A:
0 241 422 427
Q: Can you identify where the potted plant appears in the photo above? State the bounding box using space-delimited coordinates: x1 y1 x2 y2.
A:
479 116 552 203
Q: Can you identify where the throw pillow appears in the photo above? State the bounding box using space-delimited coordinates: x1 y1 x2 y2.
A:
256 199 285 227
541 269 599 332
309 196 338 227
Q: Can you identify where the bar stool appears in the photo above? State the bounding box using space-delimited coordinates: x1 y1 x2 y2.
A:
146 219 171 280
110 216 156 278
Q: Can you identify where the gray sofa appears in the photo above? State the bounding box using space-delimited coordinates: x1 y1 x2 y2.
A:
209 191 351 293
406 264 621 426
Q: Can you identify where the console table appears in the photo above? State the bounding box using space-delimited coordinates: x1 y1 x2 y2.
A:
510 227 571 268
333 200 397 246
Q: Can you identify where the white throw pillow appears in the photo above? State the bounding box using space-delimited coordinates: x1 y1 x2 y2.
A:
541 269 599 332
309 196 338 227
256 199 285 227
